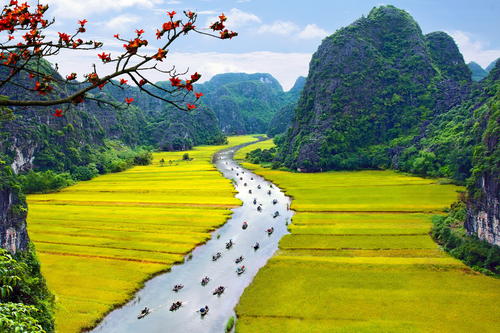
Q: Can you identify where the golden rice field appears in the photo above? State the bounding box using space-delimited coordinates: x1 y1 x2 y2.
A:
235 140 500 332
27 135 258 333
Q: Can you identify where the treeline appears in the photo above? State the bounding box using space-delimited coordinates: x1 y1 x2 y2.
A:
17 141 153 194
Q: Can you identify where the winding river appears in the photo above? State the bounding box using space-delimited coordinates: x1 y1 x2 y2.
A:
90 143 293 333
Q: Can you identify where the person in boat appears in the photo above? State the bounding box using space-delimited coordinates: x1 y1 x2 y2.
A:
270 184 273 188
267 227 274 235
141 307 149 315
249 189 252 194
273 211 280 218
254 242 260 250
251 177 254 180
268 190 271 195
242 221 248 229
257 184 261 189
257 205 262 212
273 199 278 205
253 198 257 204
201 276 210 285
200 305 209 315
235 256 244 263
237 265 245 274
244 182 247 186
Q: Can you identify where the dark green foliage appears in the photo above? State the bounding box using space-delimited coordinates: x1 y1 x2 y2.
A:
246 148 276 164
195 73 290 134
468 62 488 81
18 171 73 194
182 153 190 161
432 202 500 276
17 143 153 193
0 246 54 332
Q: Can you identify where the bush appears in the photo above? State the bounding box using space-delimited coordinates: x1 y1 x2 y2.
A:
18 171 74 194
71 164 99 181
225 316 235 332
133 151 153 165
182 153 190 161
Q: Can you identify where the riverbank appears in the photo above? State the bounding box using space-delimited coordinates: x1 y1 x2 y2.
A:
26 135 258 332
235 140 500 332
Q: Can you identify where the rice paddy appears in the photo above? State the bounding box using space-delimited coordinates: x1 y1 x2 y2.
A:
235 140 500 332
26 135 258 333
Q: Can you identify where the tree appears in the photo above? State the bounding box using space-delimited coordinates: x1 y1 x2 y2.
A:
0 1 237 113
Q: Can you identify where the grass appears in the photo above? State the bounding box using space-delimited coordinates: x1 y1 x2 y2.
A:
235 141 500 332
27 135 259 333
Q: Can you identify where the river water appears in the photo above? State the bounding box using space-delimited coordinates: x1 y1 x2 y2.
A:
90 143 293 333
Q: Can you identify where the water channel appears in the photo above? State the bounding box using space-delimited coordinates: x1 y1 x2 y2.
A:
91 143 294 333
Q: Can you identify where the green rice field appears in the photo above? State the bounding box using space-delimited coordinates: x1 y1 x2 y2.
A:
26 135 258 332
235 140 500 332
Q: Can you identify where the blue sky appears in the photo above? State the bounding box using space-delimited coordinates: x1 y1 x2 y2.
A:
40 0 500 90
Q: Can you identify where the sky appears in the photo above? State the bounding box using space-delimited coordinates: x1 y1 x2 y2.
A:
30 0 500 90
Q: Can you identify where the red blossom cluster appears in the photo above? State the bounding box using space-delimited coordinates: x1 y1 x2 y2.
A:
0 3 238 116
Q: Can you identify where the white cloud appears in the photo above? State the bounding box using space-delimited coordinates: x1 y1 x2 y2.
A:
449 30 500 68
257 21 300 36
49 51 311 91
44 0 164 18
165 0 181 4
197 10 218 15
237 0 252 3
104 15 140 31
298 24 329 40
257 21 328 40
206 8 261 30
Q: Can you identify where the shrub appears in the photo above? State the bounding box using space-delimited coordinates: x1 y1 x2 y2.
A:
18 171 74 194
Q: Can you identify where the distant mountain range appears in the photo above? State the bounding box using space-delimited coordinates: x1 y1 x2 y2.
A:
467 59 499 81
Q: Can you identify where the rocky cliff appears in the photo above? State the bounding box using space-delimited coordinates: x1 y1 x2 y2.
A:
465 62 500 245
276 5 472 171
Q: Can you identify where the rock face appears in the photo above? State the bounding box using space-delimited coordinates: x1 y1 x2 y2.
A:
196 73 288 134
277 5 471 171
0 165 29 253
465 62 500 246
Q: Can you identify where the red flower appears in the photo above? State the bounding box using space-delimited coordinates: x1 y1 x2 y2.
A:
167 11 176 18
114 34 120 39
119 78 128 85
66 73 77 80
8 35 14 40
139 79 147 86
125 97 134 104
190 72 201 82
53 109 64 117
78 19 88 26
98 82 107 90
28 73 36 79
195 92 203 99
58 32 71 43
210 21 225 31
182 22 195 33
162 21 179 31
186 11 195 19
184 81 193 91
186 103 197 110
98 52 111 62
152 48 167 61
136 29 144 35
219 14 227 22
220 29 238 39
170 77 182 87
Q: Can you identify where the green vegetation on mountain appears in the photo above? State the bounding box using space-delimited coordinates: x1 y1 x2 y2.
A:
468 62 488 81
196 73 289 134
276 6 473 175
267 76 306 137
